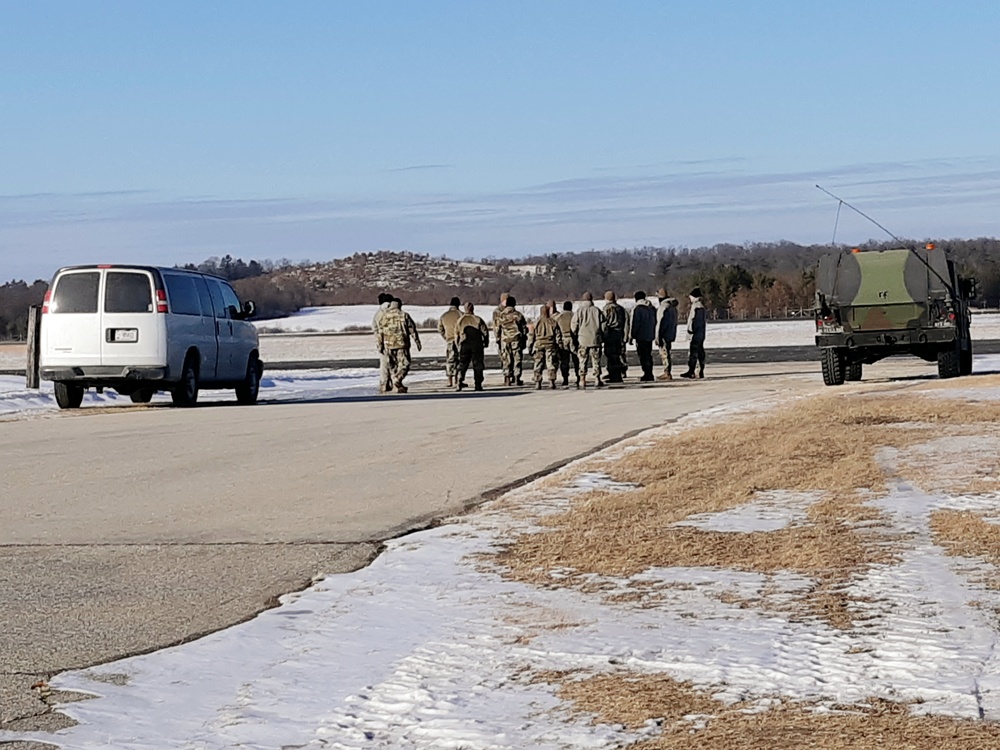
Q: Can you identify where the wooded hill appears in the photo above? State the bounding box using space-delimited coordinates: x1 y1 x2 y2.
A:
1 238 998 337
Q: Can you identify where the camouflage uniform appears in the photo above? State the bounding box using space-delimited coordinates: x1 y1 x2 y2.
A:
373 301 392 391
437 305 462 382
496 307 527 385
376 302 421 392
554 309 579 386
492 304 510 375
602 300 629 382
571 300 604 385
527 314 563 387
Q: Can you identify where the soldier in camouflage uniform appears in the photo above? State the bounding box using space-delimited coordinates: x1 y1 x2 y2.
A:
554 300 579 387
492 292 510 378
372 292 394 392
527 305 563 389
496 295 527 386
437 296 463 388
571 291 604 388
376 299 422 393
602 290 629 383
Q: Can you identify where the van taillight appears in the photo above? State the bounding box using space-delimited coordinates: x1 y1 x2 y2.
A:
156 289 169 313
42 290 51 314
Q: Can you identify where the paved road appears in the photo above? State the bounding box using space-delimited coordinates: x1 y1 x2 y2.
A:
0 361 884 736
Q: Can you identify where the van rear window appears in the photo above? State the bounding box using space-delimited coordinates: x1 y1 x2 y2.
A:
51 272 100 314
164 274 203 316
105 272 153 313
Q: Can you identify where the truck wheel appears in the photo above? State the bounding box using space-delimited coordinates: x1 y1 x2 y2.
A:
937 345 961 379
960 344 973 376
821 348 845 386
845 362 862 382
235 356 261 405
171 357 200 407
54 382 85 409
129 388 154 404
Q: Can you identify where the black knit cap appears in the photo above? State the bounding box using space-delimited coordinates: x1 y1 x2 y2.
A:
690 287 702 298
450 297 461 307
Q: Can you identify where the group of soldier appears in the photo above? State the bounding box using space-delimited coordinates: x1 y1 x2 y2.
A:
373 288 707 394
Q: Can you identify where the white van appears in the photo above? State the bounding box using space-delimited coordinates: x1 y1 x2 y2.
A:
40 265 263 409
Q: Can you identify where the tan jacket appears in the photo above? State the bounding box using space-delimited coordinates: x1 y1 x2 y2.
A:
437 307 462 342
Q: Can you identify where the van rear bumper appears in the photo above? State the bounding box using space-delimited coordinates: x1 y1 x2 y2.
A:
40 366 169 383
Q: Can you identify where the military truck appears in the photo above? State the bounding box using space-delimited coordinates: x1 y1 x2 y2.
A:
814 245 975 385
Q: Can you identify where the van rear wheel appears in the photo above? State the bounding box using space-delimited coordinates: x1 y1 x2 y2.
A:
235 356 261 405
129 388 154 404
171 358 199 407
54 382 85 409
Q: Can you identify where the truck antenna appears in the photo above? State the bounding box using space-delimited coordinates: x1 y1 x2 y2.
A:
815 185 902 244
814 184 957 301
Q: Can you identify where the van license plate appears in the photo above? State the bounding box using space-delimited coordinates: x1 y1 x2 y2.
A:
111 328 138 343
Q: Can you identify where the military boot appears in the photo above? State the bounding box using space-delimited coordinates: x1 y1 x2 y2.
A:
679 370 695 379
457 381 467 391
503 375 511 386
535 380 542 390
550 380 557 390
395 382 408 394
575 378 581 389
516 378 524 386
448 376 454 388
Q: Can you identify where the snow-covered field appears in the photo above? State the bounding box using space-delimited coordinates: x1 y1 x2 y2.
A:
3 312 998 372
259 306 1000 350
7 362 1000 748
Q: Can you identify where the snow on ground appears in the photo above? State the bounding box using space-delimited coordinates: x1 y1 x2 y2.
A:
8 387 1000 748
0 369 442 420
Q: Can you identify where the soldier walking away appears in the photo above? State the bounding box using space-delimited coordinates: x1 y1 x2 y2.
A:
437 296 462 387
627 290 657 381
602 291 628 383
655 289 679 380
554 300 579 387
496 295 528 386
373 292 394 392
680 287 707 379
571 292 604 388
455 303 490 391
376 299 422 393
527 305 563 390
492 292 510 380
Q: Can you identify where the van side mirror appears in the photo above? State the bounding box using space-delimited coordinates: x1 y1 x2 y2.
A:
243 300 256 319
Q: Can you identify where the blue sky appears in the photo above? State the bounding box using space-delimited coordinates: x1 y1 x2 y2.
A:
2 1 999 280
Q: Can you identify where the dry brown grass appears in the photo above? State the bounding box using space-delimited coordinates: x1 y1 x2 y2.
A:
932 510 1000 572
553 672 1000 749
493 394 1000 628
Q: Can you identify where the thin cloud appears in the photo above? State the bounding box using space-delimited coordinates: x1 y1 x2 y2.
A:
385 164 455 172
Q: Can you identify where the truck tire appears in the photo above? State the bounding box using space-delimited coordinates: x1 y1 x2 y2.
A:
54 382 85 409
235 355 261 405
937 345 961 379
960 344 973 376
171 356 200 407
821 348 845 386
845 362 862 382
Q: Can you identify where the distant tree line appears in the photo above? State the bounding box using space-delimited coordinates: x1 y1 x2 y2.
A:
2 240 999 339
0 279 47 339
